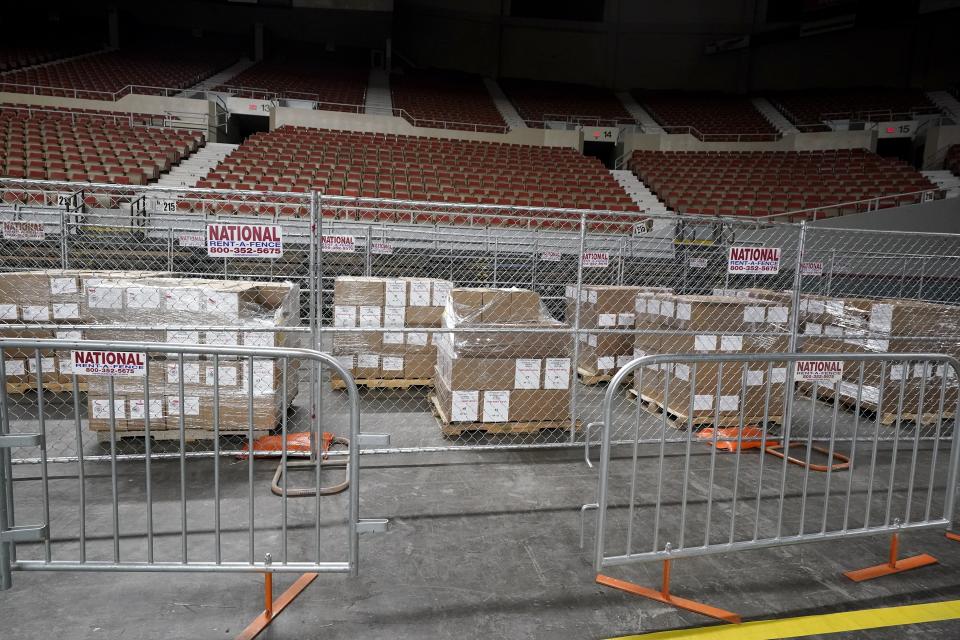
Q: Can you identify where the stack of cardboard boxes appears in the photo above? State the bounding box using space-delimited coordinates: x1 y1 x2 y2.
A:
0 270 300 434
331 276 452 382
433 287 572 425
633 293 791 420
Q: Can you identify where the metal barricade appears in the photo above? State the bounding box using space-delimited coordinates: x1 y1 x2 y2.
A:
0 339 387 594
590 352 960 624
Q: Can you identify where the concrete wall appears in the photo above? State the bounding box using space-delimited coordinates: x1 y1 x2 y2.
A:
619 129 875 157
272 106 583 148
923 125 960 169
0 92 210 117
811 197 960 234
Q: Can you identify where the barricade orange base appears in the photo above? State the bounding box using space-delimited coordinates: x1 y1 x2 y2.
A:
596 561 741 625
945 531 960 543
764 442 850 472
843 533 937 582
235 572 318 640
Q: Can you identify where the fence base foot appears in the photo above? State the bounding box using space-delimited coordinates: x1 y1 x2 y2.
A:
235 572 318 640
945 531 960 543
843 533 937 582
596 573 741 624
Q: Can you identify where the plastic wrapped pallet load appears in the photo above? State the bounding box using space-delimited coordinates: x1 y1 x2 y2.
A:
432 287 572 432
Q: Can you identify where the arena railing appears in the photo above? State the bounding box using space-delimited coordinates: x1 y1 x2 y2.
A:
755 188 945 223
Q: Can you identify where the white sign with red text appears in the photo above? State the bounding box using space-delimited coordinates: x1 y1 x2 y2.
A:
206 224 283 257
727 246 780 275
177 233 205 248
322 235 356 253
541 251 562 262
800 261 824 276
72 350 146 377
2 221 45 240
795 360 843 383
370 241 392 255
581 251 610 268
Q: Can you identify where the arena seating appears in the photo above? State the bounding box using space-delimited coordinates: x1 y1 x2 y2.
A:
0 48 238 99
216 61 367 110
947 145 960 177
0 103 204 204
499 79 635 128
389 71 507 133
771 89 941 132
0 44 88 72
186 126 638 227
637 93 778 141
627 149 937 219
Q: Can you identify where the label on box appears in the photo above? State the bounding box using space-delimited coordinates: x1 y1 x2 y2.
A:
383 306 405 328
800 261 824 276
805 323 822 335
56 330 82 340
744 306 766 323
204 289 239 317
407 332 427 346
205 365 238 386
249 360 276 395
242 332 274 348
693 395 714 410
727 246 781 274
334 305 357 328
720 335 743 351
127 286 161 309
129 398 163 420
87 286 123 310
359 306 382 328
72 351 146 377
870 304 894 333
541 251 562 262
587 334 597 347
674 363 690 381
50 276 77 295
514 359 541 389
52 303 79 319
565 286 575 299
168 396 200 417
616 355 632 367
165 289 202 313
167 330 199 346
617 313 635 326
544 358 570 390
383 332 404 344
451 390 479 422
889 364 906 381
580 290 587 302
207 224 283 257
825 325 843 337
588 290 598 304
689 257 708 269
0 304 15 320
382 356 403 372
771 368 787 384
482 390 510 422
371 241 393 255
320 235 353 253
936 365 958 379
597 356 615 370
206 330 239 346
17 304 49 324
675 303 691 321
598 313 616 327
659 300 675 317
358 354 379 369
385 280 406 307
746 370 765 386
807 299 825 314
92 399 126 420
336 355 354 370
795 360 843 383
719 396 739 411
635 298 647 314
409 281 430 306
694 335 717 351
913 363 934 379
432 281 452 307
581 252 609 268
4 360 24 376
768 307 789 324
646 299 661 316
3 221 44 240
177 233 205 248
167 362 200 385
27 357 55 373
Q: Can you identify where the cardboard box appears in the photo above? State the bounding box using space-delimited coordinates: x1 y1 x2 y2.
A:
404 353 436 379
333 277 386 306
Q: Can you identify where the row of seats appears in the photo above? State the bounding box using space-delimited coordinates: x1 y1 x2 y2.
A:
771 89 940 131
389 72 506 133
0 44 88 72
0 104 203 190
639 93 778 140
216 60 367 109
499 79 635 128
0 48 238 98
628 149 937 218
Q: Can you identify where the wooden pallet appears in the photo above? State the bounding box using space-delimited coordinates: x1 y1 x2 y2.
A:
93 428 270 444
6 381 88 394
577 367 613 386
800 384 954 427
428 393 578 437
331 376 433 390
627 389 782 430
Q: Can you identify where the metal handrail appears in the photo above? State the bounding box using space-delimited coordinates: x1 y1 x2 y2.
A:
755 188 944 223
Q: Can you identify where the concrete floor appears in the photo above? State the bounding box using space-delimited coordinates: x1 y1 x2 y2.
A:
3 434 960 639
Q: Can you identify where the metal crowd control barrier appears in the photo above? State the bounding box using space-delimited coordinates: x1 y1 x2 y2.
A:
0 339 387 633
590 352 960 624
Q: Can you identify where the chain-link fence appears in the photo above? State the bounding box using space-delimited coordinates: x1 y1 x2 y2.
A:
2 178 960 462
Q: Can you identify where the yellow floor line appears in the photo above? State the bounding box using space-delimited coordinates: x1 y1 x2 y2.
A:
609 599 960 640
